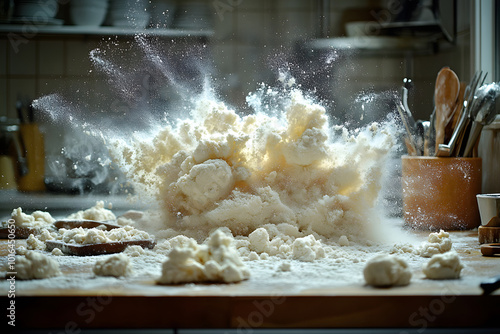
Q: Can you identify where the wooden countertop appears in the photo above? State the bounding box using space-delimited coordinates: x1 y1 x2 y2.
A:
1 231 500 330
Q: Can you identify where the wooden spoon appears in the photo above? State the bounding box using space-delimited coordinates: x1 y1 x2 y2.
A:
433 67 460 154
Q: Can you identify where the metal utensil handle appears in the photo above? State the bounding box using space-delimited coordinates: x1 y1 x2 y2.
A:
463 121 483 157
397 102 417 155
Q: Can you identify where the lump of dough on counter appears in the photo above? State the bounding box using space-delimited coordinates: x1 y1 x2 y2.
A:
363 254 412 287
176 159 235 213
66 201 116 222
338 235 350 246
277 262 291 272
124 245 147 257
248 228 270 253
157 229 250 284
292 235 325 262
25 225 152 249
59 225 151 245
14 251 61 280
422 251 463 280
26 234 46 251
51 248 64 256
154 235 198 255
11 207 55 229
419 230 452 258
93 254 132 277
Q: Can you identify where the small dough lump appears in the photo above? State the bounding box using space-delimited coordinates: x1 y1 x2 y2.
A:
363 254 412 287
419 229 452 258
15 251 61 280
157 229 250 284
422 251 463 280
93 253 132 277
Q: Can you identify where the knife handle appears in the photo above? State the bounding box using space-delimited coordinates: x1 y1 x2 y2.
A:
480 274 500 295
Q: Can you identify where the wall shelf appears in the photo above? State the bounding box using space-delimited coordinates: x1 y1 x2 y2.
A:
0 24 213 38
306 36 438 56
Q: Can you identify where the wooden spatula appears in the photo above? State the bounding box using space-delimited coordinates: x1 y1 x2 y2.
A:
433 67 460 153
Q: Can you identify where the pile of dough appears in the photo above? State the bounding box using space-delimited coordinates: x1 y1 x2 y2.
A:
157 229 250 284
15 251 61 280
422 251 463 280
93 254 132 277
10 207 55 229
419 230 452 258
26 225 151 249
66 201 116 222
363 254 412 287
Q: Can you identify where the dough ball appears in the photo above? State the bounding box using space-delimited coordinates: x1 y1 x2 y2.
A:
93 253 132 277
419 229 452 258
423 251 463 280
363 254 412 287
177 159 235 212
15 251 61 280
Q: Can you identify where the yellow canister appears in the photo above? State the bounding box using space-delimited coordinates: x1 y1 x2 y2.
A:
16 123 46 192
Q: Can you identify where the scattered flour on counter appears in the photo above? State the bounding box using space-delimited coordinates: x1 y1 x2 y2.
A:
419 230 452 258
13 251 61 280
363 253 412 287
93 254 132 277
66 201 116 221
157 229 250 284
422 251 463 280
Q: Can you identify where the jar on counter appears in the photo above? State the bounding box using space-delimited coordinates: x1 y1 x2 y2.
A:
479 114 500 194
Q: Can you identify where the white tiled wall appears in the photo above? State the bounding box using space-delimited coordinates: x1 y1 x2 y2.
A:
0 0 471 127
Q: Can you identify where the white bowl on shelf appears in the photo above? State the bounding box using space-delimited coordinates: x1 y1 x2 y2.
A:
71 0 108 7
107 0 150 28
70 3 108 27
110 11 150 29
14 0 59 19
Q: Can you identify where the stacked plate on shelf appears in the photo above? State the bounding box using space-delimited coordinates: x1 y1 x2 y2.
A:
11 0 62 25
173 0 213 31
70 0 109 27
106 0 150 29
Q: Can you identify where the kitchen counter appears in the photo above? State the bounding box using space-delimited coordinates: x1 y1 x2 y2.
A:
1 230 499 330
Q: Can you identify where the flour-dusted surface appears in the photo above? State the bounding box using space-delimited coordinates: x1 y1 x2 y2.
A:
1 227 497 296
